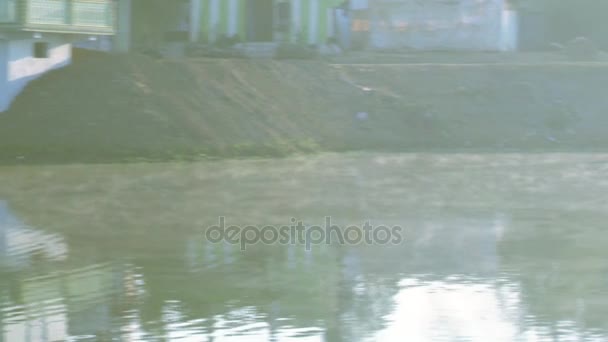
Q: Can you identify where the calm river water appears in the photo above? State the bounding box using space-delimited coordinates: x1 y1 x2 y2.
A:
0 153 607 341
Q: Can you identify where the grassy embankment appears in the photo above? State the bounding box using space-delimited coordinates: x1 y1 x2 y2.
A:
1 50 607 164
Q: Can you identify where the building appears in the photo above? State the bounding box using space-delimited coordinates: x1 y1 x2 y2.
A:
199 0 345 46
0 0 116 112
362 0 518 51
115 0 349 57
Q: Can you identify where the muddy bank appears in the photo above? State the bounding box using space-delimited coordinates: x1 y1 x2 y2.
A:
1 50 607 164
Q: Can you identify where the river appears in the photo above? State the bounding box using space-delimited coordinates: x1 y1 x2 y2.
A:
0 153 607 341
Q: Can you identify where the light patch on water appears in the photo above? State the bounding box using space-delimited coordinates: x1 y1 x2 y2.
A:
373 280 522 342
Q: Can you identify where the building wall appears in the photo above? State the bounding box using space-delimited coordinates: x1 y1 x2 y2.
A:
0 35 71 112
200 0 343 45
368 0 516 51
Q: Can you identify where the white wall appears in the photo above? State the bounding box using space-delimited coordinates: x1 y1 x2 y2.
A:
500 9 518 51
369 0 516 51
208 0 220 42
0 35 72 112
308 0 319 44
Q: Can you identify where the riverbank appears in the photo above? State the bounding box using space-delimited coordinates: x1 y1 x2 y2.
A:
1 50 607 164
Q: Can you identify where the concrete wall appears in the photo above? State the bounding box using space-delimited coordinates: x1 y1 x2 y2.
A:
0 35 72 112
368 0 517 51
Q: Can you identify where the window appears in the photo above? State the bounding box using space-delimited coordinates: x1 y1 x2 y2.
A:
33 42 49 58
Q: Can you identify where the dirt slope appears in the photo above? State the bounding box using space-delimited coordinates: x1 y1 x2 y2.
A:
1 50 607 164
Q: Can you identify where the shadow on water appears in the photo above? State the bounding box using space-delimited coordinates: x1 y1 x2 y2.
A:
0 153 607 341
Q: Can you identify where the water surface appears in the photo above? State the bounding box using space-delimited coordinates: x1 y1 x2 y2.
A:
1 153 607 341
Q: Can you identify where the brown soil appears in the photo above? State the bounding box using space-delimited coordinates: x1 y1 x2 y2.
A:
1 49 607 164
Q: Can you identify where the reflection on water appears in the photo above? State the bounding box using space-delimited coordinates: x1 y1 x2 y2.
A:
0 153 607 341
2 263 126 342
0 201 67 269
375 279 522 341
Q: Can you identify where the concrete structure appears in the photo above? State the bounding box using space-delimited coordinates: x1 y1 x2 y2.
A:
0 0 116 112
0 35 72 111
199 0 344 45
365 0 518 51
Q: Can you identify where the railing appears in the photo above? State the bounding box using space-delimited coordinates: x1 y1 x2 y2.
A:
0 0 115 34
